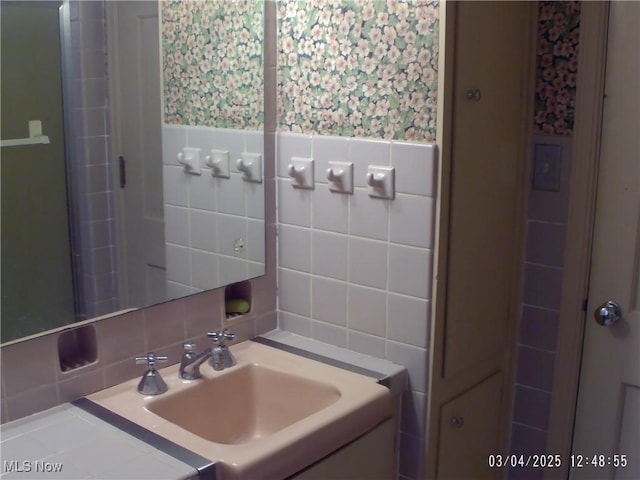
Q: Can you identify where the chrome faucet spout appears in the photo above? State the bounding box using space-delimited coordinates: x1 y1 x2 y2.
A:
179 343 212 380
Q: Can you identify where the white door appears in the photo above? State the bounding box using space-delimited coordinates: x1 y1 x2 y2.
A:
571 3 639 479
109 1 165 307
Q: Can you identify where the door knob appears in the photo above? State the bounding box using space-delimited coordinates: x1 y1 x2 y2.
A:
594 300 622 326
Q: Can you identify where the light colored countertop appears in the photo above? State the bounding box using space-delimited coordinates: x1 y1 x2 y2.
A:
257 329 408 396
0 404 197 480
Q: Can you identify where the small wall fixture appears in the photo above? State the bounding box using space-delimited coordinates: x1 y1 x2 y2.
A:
0 120 50 148
236 152 262 183
366 166 395 199
205 149 230 178
327 161 353 194
288 157 314 189
177 147 201 175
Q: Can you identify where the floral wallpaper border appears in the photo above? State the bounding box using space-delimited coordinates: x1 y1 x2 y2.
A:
534 1 580 136
160 0 578 139
162 0 264 130
277 0 439 142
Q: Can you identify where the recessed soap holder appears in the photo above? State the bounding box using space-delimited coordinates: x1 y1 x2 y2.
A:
288 157 314 189
205 149 230 178
58 325 98 373
236 152 262 183
366 166 395 199
327 161 353 194
177 147 201 175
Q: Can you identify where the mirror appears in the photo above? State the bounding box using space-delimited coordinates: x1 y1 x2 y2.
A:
0 0 266 344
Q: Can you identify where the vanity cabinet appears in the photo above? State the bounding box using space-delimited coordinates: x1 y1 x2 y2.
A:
289 418 395 480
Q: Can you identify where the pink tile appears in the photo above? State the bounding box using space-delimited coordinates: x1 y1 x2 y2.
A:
513 385 552 431
184 289 224 337
58 368 105 404
516 345 555 392
519 306 560 352
525 221 566 267
523 264 563 310
1 334 57 395
96 310 146 364
143 299 187 350
6 385 59 422
399 432 425 479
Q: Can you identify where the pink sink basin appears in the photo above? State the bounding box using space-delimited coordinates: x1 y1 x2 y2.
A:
147 363 341 445
87 340 391 479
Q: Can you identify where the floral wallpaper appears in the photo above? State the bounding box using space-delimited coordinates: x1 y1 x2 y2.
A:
277 0 439 142
534 1 580 136
162 0 264 130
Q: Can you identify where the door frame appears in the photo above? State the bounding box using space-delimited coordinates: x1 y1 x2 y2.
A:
545 3 610 479
105 1 130 306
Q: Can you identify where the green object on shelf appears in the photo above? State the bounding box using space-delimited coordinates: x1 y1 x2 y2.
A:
226 298 250 314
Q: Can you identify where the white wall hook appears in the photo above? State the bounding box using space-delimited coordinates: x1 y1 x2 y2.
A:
366 166 395 199
236 152 262 183
288 157 314 189
177 147 201 175
327 161 353 194
204 149 230 178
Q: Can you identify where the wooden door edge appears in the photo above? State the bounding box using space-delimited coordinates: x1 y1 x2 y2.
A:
544 3 610 480
105 2 130 306
425 0 456 476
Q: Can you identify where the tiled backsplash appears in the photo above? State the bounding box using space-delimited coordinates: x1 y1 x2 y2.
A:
161 125 266 297
0 278 277 424
276 131 437 478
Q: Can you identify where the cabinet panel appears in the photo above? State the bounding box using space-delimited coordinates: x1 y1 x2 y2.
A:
290 419 395 480
437 372 503 479
443 1 531 379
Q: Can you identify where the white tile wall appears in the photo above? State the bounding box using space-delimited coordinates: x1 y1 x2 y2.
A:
276 132 438 468
162 125 266 293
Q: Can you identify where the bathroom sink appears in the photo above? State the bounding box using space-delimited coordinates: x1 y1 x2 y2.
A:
147 363 341 444
87 340 391 479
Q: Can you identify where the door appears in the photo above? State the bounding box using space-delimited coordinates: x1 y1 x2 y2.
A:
0 3 75 342
109 1 165 307
571 3 639 479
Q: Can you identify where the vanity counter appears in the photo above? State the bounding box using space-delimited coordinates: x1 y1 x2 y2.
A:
0 404 198 479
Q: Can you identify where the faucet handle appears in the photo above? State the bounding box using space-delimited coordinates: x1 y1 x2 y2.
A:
207 329 235 344
135 352 168 370
183 342 197 353
135 352 168 395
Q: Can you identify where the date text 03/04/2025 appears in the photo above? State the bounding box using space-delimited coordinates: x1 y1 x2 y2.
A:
488 454 629 469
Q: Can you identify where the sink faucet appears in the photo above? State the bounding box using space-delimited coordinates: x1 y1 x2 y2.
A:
179 330 236 379
135 352 169 395
209 329 236 371
179 342 212 380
